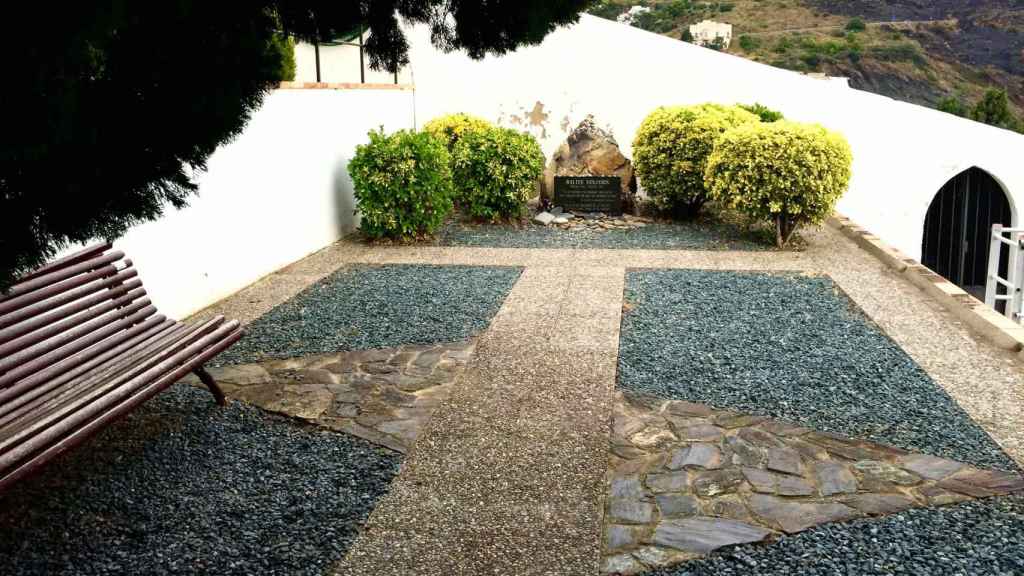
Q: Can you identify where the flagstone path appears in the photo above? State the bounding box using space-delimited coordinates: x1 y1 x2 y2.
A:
188 224 1024 575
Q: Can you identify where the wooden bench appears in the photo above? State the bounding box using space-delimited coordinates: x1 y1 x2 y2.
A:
0 243 243 491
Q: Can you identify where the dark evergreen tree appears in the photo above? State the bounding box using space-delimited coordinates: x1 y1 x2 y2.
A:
1 1 589 290
970 89 1021 132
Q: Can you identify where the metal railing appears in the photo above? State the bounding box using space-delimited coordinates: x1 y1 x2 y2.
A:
985 224 1024 322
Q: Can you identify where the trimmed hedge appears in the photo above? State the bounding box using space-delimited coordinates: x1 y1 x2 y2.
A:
349 128 454 239
704 121 853 247
423 113 493 152
632 104 759 219
451 126 544 221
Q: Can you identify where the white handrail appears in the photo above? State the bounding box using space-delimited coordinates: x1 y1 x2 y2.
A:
986 224 1024 323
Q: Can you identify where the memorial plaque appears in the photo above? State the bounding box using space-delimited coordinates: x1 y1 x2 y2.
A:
554 176 622 215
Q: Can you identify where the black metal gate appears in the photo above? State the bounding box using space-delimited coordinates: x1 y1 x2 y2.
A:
922 167 1012 300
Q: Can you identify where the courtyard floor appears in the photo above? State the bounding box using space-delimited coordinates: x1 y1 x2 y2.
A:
2 222 1023 575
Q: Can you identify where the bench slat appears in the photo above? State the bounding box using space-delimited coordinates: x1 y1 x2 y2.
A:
13 243 113 284
0 268 140 333
0 323 242 492
0 315 168 409
0 319 178 426
0 283 146 355
0 319 240 478
0 264 121 318
0 319 194 428
2 252 125 303
0 317 226 452
0 305 157 388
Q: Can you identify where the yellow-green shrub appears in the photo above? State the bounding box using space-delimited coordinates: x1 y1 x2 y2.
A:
632 104 759 218
349 128 454 239
451 126 544 221
704 121 853 247
423 113 493 152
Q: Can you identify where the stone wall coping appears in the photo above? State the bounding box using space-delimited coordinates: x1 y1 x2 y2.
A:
827 215 1024 357
276 81 414 91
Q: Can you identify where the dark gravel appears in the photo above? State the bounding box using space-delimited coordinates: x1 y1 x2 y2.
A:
647 494 1024 576
435 220 768 250
0 384 400 576
619 269 1018 471
216 264 521 365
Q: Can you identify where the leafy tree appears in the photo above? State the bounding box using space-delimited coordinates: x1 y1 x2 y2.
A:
1 1 589 290
971 89 1021 131
270 34 297 81
633 104 759 219
705 121 853 248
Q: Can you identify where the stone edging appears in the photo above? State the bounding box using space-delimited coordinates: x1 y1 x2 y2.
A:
827 215 1024 357
277 81 414 91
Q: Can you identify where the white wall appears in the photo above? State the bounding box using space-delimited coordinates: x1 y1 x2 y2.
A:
407 14 1024 260
86 86 414 319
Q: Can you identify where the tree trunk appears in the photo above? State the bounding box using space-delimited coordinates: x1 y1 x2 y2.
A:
774 215 784 249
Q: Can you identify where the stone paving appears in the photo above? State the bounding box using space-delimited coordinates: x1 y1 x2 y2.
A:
335 266 624 575
183 341 474 453
188 223 1024 575
602 393 1024 574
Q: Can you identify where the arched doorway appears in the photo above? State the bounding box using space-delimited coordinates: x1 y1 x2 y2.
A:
921 167 1012 301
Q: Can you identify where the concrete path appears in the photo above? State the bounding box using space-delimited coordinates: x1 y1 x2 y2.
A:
335 266 625 575
191 224 1024 573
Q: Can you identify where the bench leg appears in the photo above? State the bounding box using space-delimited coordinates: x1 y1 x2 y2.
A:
193 366 227 407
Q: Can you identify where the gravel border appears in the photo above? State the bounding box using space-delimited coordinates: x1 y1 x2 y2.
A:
646 494 1024 576
619 269 1018 471
0 384 400 576
215 264 522 365
435 220 770 251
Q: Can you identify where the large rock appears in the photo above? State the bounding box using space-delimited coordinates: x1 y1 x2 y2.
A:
542 115 636 212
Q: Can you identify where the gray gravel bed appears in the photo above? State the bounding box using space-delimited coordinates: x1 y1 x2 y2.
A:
619 269 1018 471
216 264 521 365
647 494 1024 576
435 220 768 250
0 384 400 576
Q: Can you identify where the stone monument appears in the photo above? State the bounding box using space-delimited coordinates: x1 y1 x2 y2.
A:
542 115 637 213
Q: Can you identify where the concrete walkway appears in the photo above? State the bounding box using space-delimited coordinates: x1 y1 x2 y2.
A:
334 266 625 575
190 224 1024 573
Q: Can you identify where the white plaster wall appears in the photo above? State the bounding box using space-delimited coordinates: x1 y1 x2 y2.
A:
76 87 414 320
407 14 1024 260
294 41 413 85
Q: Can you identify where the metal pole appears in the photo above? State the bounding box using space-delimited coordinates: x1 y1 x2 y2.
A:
314 39 321 83
358 29 366 84
986 223 1002 310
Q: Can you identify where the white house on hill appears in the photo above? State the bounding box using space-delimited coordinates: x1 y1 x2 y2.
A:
689 20 733 49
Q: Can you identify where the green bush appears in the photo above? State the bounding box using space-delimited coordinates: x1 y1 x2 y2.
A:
423 113 492 152
845 17 866 32
269 34 296 81
349 129 454 239
738 34 760 52
739 103 784 123
632 104 759 218
451 127 545 221
704 121 853 247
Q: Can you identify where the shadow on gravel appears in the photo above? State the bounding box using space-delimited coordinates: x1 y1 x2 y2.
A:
0 384 400 576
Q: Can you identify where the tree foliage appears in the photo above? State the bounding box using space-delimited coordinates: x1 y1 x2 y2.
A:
1 1 589 290
970 89 1021 132
705 121 853 248
632 104 759 219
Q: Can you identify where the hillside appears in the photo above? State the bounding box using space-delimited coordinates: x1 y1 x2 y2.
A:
588 0 1024 122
